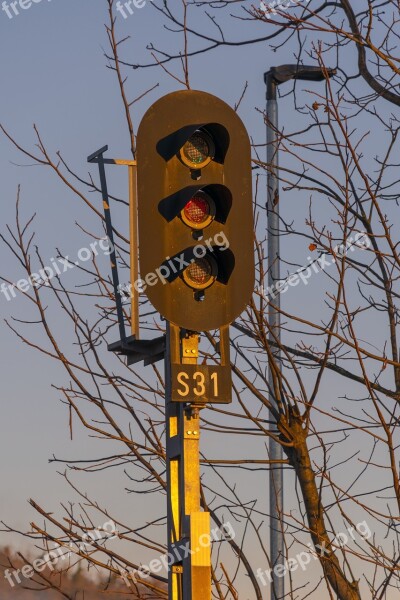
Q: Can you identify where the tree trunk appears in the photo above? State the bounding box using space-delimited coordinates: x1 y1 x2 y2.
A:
284 412 362 600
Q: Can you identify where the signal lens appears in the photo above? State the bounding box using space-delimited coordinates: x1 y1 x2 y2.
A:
180 130 215 169
181 191 216 230
182 257 217 290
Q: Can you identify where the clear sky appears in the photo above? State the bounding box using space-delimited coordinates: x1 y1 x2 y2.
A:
0 1 396 598
0 0 273 537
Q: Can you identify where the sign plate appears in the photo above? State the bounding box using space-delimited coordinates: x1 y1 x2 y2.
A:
171 364 232 404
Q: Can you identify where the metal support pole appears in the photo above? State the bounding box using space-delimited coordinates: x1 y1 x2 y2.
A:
263 63 336 598
266 75 285 600
128 164 140 338
165 324 212 600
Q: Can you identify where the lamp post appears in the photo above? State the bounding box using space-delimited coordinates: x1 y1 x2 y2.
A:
264 64 336 600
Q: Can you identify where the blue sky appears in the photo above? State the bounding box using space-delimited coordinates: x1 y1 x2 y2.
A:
0 1 396 597
0 0 274 535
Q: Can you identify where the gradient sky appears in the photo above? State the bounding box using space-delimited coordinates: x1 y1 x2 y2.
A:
0 1 396 598
0 0 272 536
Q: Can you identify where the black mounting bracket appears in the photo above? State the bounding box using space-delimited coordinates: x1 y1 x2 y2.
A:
88 145 166 365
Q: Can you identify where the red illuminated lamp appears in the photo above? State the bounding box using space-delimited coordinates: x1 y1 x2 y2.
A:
181 191 216 230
